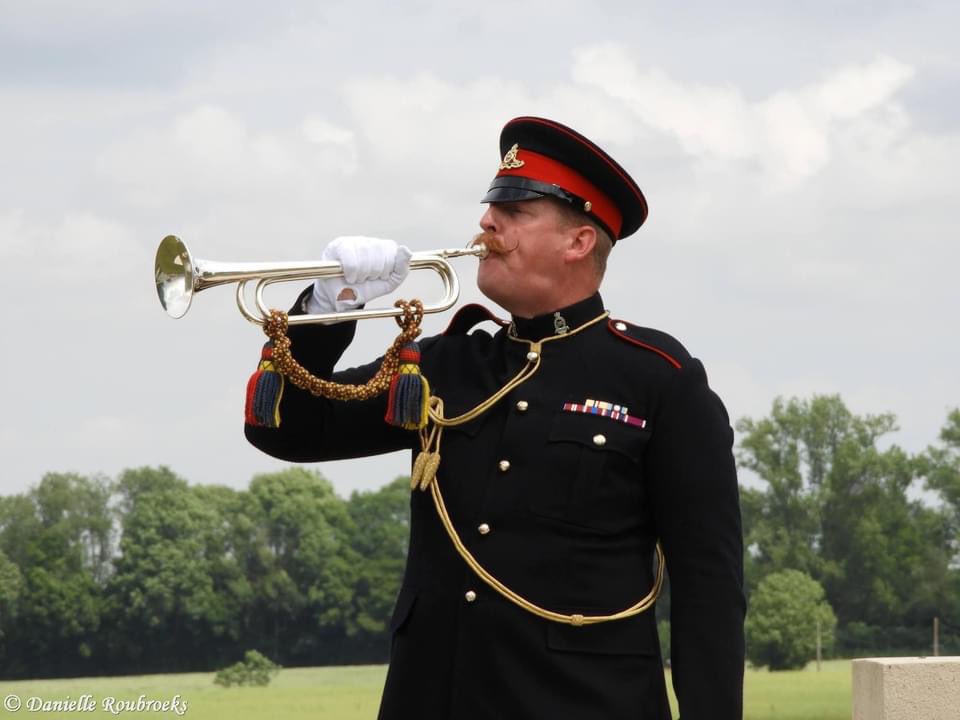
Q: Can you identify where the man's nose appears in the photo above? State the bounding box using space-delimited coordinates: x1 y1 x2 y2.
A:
479 206 497 232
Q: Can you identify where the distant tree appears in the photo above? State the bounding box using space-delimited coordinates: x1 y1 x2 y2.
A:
32 472 113 583
244 468 358 664
345 476 410 657
737 395 951 629
182 483 252 664
737 396 897 585
0 494 36 589
107 466 234 672
0 473 113 677
0 549 21 637
0 493 47 675
923 408 960 551
917 408 960 629
745 569 836 670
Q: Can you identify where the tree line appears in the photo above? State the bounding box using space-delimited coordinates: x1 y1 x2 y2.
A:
0 395 958 678
0 466 410 678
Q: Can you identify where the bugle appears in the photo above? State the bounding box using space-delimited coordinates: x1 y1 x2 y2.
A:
154 235 486 325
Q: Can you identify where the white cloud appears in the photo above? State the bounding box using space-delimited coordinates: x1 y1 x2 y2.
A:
813 55 914 119
94 105 359 212
0 210 34 259
301 116 359 174
0 209 136 280
571 45 915 187
344 73 528 176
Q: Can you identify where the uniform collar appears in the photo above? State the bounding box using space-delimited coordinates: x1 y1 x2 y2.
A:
508 293 605 342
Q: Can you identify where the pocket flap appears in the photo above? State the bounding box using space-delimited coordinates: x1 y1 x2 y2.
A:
549 412 647 461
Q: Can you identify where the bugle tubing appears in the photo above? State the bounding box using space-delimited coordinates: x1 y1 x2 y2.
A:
155 235 487 325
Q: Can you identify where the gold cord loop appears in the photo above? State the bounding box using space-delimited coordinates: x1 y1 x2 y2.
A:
263 299 424 400
410 309 665 624
431 472 665 625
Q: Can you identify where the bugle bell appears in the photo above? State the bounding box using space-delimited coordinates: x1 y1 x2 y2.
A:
154 235 487 325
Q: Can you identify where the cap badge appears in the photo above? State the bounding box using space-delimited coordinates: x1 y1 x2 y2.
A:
499 143 525 170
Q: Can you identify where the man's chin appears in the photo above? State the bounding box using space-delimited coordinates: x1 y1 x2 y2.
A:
477 271 512 312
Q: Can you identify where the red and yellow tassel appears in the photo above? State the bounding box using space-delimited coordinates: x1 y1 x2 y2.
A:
245 342 284 428
384 342 430 430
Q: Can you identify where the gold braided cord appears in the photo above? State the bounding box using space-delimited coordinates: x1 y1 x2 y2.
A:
262 300 424 401
418 309 665 625
428 311 610 427
430 476 664 625
264 303 665 624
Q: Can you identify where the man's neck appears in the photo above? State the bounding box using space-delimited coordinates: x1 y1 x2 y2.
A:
508 284 600 319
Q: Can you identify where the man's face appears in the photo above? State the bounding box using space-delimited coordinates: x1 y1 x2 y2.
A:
476 197 571 318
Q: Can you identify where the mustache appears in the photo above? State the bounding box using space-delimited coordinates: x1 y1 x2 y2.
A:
470 230 518 256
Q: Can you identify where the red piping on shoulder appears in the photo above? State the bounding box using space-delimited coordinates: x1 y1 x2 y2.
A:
607 319 682 369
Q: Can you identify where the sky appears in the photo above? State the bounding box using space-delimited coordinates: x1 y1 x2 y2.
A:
1 0 958 498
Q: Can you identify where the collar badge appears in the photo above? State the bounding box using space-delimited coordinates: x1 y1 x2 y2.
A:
554 312 570 335
499 143 525 170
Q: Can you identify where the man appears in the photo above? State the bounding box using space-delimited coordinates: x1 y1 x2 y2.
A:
245 117 745 719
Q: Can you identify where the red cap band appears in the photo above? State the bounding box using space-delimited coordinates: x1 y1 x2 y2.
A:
496 148 623 237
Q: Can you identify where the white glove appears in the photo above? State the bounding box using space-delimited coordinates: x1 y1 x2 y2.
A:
305 236 412 314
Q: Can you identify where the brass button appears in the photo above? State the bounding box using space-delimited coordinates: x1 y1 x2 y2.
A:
593 434 607 447
583 200 592 212
516 400 529 412
526 351 539 361
498 460 511 472
478 523 490 535
615 321 627 331
465 590 477 603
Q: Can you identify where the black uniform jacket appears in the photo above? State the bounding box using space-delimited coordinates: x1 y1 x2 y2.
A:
245 293 745 720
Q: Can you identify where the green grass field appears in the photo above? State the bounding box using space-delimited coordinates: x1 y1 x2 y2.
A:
738 660 851 720
0 660 850 719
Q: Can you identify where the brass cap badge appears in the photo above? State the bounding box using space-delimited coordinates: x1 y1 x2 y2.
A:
499 143 525 170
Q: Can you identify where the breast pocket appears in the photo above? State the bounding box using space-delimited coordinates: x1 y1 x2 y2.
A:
529 412 650 533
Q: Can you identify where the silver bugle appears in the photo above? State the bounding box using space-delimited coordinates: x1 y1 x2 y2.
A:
154 235 487 325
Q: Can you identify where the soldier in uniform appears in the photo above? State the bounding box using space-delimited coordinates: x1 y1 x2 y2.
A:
245 117 745 719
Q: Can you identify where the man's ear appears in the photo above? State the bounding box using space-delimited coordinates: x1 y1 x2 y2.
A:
563 224 597 265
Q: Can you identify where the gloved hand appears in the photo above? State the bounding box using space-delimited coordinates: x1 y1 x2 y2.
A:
305 236 412 314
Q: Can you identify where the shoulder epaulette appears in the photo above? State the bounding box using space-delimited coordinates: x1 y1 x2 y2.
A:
443 304 509 336
607 318 689 369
